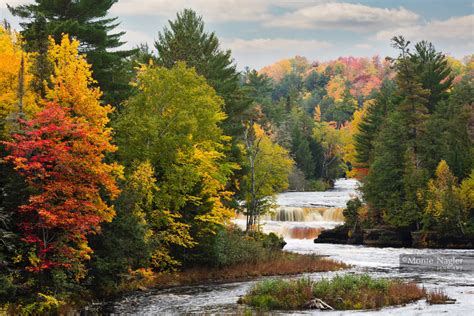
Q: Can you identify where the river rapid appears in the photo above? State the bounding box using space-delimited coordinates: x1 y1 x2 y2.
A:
111 179 474 315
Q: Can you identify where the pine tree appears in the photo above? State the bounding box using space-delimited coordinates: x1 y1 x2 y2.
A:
362 111 407 224
411 41 454 113
391 36 430 165
154 9 250 136
354 80 397 164
8 0 134 105
421 77 473 179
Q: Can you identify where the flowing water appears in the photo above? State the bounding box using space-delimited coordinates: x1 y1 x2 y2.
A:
111 179 474 315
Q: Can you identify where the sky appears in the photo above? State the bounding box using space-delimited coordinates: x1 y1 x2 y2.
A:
1 0 473 70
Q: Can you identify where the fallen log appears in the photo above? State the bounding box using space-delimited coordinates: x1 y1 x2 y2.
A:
304 298 334 310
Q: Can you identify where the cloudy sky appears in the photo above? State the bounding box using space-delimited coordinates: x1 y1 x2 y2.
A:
1 0 472 70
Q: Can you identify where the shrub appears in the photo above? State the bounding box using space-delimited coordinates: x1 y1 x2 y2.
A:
188 225 286 268
309 180 331 191
243 278 313 310
343 198 363 227
426 289 453 304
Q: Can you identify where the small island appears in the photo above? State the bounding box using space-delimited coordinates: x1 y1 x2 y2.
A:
239 274 454 311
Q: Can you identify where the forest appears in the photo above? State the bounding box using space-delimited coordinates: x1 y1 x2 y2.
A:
0 0 472 314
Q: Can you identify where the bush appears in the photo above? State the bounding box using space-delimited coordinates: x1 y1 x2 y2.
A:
343 198 362 227
0 274 17 302
188 225 286 268
242 278 313 310
309 180 331 191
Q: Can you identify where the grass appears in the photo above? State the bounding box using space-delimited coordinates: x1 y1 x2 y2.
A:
426 289 454 304
239 274 454 311
147 253 347 289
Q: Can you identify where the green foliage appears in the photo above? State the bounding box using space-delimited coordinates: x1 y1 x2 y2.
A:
242 123 293 230
357 37 472 231
184 226 285 268
412 41 454 112
20 293 64 316
355 80 398 164
421 77 473 179
343 198 363 228
114 63 235 268
313 121 347 182
242 278 313 310
241 274 428 311
362 111 406 224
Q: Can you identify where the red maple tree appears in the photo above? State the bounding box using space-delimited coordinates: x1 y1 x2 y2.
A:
4 103 120 272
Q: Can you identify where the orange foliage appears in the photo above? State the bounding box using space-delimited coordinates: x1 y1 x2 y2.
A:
259 58 292 82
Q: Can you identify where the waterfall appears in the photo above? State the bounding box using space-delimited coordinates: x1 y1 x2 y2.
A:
280 226 322 239
263 206 344 223
232 179 357 240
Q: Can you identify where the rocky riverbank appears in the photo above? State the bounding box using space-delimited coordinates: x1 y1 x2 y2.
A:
315 225 474 249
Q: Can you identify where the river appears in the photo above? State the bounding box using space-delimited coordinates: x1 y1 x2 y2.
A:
111 179 474 315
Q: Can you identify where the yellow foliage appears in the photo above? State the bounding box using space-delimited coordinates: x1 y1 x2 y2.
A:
460 169 474 210
313 105 321 122
45 35 113 128
326 75 346 101
342 102 369 177
259 59 292 82
21 293 65 315
0 26 39 134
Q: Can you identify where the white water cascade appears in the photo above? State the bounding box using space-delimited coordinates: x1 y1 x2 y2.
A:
233 178 359 239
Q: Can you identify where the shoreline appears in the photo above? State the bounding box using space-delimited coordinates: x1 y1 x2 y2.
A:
89 252 349 313
314 225 474 249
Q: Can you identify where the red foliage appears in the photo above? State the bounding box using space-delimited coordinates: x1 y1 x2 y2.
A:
4 103 120 271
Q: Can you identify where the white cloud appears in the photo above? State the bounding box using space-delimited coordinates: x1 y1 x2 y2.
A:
375 15 473 42
221 37 332 69
110 0 333 22
265 2 419 31
374 15 474 57
111 0 271 22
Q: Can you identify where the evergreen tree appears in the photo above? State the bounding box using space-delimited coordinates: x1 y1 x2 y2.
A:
421 77 473 179
362 111 407 224
411 41 454 113
8 0 134 105
154 9 249 136
391 36 430 164
354 80 397 164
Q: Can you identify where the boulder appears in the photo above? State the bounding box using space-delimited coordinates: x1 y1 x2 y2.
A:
314 225 350 244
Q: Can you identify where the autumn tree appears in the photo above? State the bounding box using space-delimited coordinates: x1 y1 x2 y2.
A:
242 123 293 231
313 121 347 182
114 63 236 267
422 161 467 235
4 103 120 275
2 34 121 284
0 25 40 297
